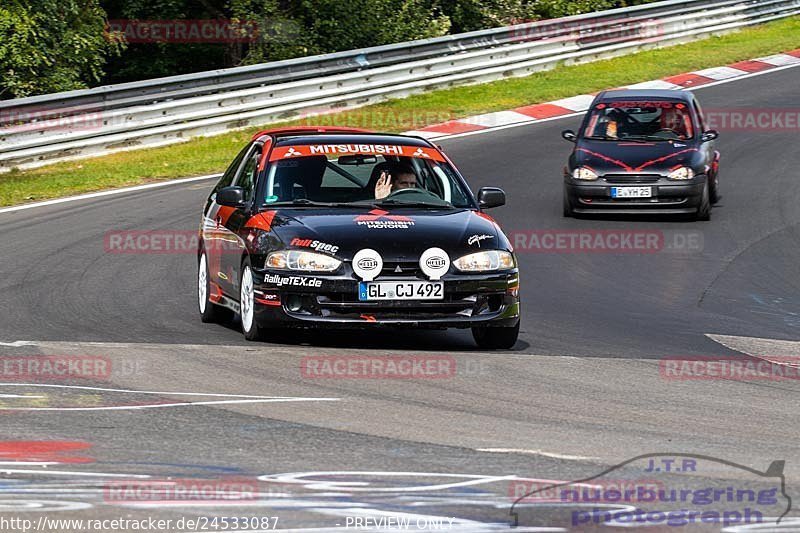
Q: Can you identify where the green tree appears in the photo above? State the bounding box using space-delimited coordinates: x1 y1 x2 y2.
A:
228 0 316 63
437 0 539 33
533 0 617 19
295 0 451 56
0 0 120 98
101 0 230 83
438 0 654 32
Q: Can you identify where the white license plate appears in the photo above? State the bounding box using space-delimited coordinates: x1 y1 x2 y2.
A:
359 281 443 301
611 186 652 198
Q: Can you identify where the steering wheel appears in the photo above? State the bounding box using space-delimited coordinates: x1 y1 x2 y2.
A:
387 187 439 199
652 128 681 138
384 187 448 205
388 188 421 196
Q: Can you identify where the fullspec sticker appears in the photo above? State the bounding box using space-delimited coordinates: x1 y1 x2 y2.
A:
263 275 322 288
290 238 339 254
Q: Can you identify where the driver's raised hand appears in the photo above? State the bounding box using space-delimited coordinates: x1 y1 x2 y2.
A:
375 171 392 199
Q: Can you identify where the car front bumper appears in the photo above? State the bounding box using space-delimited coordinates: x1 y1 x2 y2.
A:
565 174 706 214
250 269 520 329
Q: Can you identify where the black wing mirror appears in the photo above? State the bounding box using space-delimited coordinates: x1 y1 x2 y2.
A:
701 130 719 142
561 129 577 143
478 187 506 209
216 186 246 207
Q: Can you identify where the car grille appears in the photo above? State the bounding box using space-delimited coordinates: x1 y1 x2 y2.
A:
380 261 423 278
604 174 662 183
583 197 687 205
306 292 505 320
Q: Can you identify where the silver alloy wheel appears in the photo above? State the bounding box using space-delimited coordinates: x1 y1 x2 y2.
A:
240 265 255 333
198 253 208 314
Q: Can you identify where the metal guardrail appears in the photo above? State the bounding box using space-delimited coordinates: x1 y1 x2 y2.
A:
1 0 798 171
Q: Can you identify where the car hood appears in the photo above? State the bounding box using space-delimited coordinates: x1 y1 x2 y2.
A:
266 207 505 261
574 140 700 174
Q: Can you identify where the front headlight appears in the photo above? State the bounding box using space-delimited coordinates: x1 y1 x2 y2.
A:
572 167 599 181
266 250 341 271
453 250 515 272
668 167 695 180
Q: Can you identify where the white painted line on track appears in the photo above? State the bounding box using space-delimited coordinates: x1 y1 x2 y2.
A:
1 398 341 411
0 382 314 398
476 448 597 461
0 383 340 411
0 341 37 347
0 469 150 478
257 471 580 493
0 500 94 512
0 174 220 215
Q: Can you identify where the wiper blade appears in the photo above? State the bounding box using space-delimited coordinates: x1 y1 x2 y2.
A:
375 200 450 207
264 199 349 207
620 135 669 142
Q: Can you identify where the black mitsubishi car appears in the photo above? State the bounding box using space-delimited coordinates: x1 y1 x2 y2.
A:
562 89 721 219
197 127 520 348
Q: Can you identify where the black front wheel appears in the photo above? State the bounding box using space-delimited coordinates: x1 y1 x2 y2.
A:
472 322 520 349
695 182 711 221
709 172 720 204
563 188 574 217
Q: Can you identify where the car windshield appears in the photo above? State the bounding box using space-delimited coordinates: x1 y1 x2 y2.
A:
261 144 473 208
582 100 694 141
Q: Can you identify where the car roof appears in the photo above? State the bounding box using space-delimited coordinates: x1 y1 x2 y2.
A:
250 126 372 142
271 133 434 148
595 89 694 102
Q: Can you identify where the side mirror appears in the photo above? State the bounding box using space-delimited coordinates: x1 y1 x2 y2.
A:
216 186 246 207
561 129 577 143
478 187 506 209
701 130 719 142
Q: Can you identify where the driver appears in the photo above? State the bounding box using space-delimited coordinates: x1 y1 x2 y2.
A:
660 108 687 138
374 162 417 199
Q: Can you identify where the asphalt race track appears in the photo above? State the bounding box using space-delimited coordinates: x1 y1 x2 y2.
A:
1 66 800 531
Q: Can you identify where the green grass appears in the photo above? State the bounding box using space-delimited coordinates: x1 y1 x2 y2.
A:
2 15 799 207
